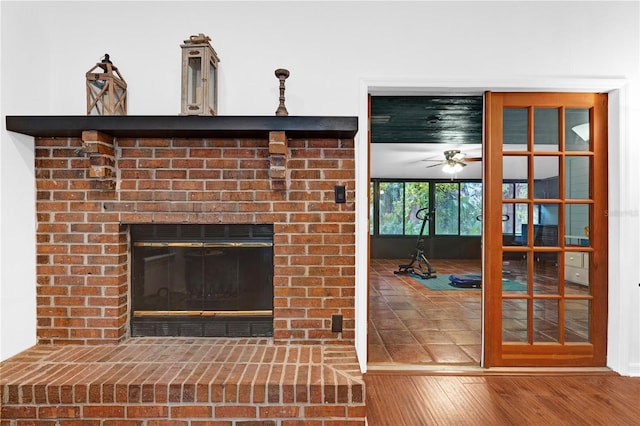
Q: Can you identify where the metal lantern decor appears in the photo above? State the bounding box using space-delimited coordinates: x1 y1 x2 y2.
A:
180 33 220 116
86 54 127 116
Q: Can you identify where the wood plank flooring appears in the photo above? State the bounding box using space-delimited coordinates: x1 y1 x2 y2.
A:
365 373 640 425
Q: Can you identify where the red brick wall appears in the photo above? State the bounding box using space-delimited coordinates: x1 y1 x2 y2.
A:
34 133 356 345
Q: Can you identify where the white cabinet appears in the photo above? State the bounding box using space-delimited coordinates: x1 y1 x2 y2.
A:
565 252 589 286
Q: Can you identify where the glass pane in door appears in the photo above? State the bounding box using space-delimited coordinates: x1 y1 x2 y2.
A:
532 204 559 246
502 203 528 244
533 299 559 342
533 251 560 294
565 251 590 292
502 299 528 342
503 108 528 150
503 156 528 181
565 204 590 246
565 108 590 151
502 251 528 295
565 156 590 200
534 108 559 151
565 299 590 342
533 156 559 199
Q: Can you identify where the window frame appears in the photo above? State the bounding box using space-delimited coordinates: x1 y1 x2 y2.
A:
371 178 483 237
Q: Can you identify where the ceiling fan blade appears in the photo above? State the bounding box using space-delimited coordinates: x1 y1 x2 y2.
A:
425 162 444 169
452 152 467 161
463 157 482 162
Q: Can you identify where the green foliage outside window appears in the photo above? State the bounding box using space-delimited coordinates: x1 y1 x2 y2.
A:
435 183 459 234
405 182 430 235
373 181 430 236
460 182 482 235
379 182 404 234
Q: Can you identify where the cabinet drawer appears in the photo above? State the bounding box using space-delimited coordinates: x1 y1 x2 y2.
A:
566 252 583 268
565 265 589 286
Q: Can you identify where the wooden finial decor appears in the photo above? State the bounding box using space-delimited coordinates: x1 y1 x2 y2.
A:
275 68 290 116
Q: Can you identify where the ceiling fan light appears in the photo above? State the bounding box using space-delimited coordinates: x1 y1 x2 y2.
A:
442 162 463 174
571 123 590 142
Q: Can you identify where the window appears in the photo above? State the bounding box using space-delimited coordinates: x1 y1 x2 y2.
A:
435 183 459 235
370 179 482 237
379 182 404 234
460 182 482 236
405 182 430 234
376 181 430 235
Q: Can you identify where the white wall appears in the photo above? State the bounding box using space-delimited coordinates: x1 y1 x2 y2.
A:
1 1 638 375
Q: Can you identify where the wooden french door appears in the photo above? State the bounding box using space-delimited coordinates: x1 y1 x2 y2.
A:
484 92 608 367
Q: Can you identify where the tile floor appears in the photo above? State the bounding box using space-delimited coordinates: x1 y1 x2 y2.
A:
368 258 483 366
368 258 590 366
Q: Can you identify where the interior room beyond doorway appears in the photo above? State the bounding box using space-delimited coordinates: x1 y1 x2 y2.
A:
368 95 485 367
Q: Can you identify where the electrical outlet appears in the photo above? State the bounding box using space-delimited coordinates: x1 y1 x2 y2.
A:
331 314 343 332
334 185 346 203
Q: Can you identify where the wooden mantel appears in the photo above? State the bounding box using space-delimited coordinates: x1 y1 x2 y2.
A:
5 115 358 139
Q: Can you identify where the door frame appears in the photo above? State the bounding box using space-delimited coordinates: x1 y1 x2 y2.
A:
355 77 630 373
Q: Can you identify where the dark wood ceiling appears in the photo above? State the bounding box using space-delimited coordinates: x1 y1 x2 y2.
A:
370 96 483 144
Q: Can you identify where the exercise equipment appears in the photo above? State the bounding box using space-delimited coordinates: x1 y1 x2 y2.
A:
448 273 482 288
394 207 437 280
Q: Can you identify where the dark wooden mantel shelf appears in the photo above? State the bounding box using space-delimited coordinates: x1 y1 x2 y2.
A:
5 115 358 139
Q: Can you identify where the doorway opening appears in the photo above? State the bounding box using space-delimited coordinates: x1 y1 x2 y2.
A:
368 95 484 367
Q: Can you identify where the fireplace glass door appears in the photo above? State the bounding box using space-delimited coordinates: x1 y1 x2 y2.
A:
130 224 274 337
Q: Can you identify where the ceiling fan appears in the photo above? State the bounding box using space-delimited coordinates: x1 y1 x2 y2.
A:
424 149 481 174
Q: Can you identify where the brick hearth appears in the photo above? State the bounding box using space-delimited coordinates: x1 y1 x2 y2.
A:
0 338 365 424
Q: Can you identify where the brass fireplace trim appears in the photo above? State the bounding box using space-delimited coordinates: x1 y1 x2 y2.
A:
133 310 273 317
133 242 273 248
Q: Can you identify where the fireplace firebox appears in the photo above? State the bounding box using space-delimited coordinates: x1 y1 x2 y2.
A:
130 224 274 337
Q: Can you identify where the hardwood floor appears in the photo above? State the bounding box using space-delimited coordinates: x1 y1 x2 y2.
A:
365 373 640 425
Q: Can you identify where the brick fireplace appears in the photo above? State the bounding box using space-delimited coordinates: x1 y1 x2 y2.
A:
16 115 358 346
2 115 364 424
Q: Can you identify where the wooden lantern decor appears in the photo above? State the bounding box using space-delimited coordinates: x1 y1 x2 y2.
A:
180 34 220 116
86 54 127 116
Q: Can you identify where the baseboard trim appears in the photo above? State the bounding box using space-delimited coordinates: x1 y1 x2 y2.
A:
366 363 618 376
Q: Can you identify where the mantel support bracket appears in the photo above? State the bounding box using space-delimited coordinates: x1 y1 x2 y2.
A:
269 131 288 190
82 130 116 189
